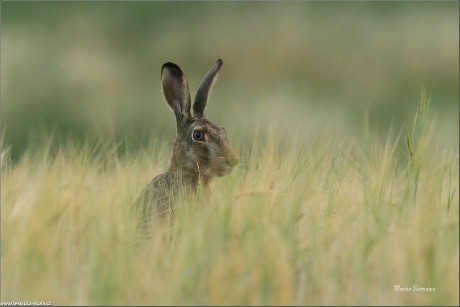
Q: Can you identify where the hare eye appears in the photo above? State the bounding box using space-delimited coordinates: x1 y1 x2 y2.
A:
192 130 205 141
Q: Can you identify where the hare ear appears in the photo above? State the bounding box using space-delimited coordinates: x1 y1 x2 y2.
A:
161 62 191 121
193 59 223 118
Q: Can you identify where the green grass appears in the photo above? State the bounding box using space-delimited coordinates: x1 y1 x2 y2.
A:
2 1 458 161
1 97 458 305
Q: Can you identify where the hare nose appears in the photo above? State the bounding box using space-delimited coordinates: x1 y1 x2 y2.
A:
226 154 239 167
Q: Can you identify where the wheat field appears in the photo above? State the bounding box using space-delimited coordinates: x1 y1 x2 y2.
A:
1 94 458 305
2 2 458 306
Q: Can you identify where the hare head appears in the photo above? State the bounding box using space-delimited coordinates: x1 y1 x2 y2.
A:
161 59 238 189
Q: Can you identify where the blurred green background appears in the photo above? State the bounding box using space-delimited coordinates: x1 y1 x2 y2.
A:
1 1 458 161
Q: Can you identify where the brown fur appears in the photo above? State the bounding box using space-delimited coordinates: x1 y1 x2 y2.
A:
138 59 238 235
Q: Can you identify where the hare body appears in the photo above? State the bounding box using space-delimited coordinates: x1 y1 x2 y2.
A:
139 59 238 233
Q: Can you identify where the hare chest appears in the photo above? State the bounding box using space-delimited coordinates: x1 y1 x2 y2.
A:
141 172 181 224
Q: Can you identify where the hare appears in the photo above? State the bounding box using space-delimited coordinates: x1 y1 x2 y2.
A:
139 59 238 233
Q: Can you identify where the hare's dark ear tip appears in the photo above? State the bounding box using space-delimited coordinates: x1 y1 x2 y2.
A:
161 62 183 77
216 58 223 68
162 62 180 70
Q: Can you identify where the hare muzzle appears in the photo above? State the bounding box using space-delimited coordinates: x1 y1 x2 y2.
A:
213 151 238 177
226 153 239 167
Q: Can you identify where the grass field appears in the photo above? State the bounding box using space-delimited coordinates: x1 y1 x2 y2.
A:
2 2 458 162
1 2 458 305
1 94 458 305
